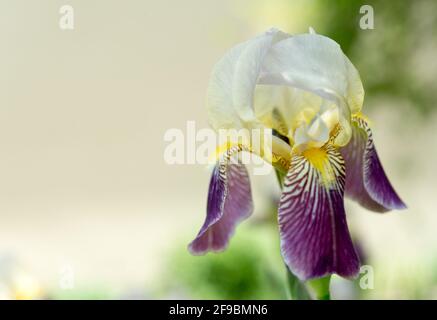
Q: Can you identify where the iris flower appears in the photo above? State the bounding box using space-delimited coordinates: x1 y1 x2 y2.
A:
188 28 405 280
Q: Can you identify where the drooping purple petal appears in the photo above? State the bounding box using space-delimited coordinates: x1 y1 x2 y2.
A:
341 117 406 212
188 156 253 255
278 145 359 280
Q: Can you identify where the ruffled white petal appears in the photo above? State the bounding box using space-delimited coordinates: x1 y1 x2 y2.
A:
207 29 290 130
345 57 364 114
207 41 247 130
232 29 289 123
207 29 364 149
259 34 363 115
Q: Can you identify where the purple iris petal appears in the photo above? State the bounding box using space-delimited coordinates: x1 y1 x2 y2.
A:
188 160 253 255
278 145 360 280
341 118 406 212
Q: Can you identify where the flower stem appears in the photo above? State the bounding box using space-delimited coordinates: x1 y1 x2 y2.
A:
306 276 331 300
285 265 311 300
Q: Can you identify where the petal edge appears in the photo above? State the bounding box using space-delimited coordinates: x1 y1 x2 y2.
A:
189 150 253 255
341 117 406 212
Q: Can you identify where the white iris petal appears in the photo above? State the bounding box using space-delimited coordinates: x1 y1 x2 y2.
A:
207 28 364 152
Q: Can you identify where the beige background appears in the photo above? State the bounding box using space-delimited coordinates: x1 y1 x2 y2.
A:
0 0 435 298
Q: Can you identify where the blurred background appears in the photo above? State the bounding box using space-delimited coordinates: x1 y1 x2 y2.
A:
0 0 436 299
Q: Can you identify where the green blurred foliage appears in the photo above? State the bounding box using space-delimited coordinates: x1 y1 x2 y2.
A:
318 0 437 115
160 226 288 299
51 286 117 300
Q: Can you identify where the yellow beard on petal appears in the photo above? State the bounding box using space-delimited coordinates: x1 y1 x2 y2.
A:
352 111 371 125
302 147 336 187
209 141 234 163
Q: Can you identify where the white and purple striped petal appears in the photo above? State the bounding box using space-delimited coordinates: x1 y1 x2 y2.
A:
188 151 253 255
341 118 406 212
278 145 360 280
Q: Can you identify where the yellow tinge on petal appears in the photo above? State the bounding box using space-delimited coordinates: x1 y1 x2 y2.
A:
302 147 336 187
352 111 372 125
209 141 235 164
